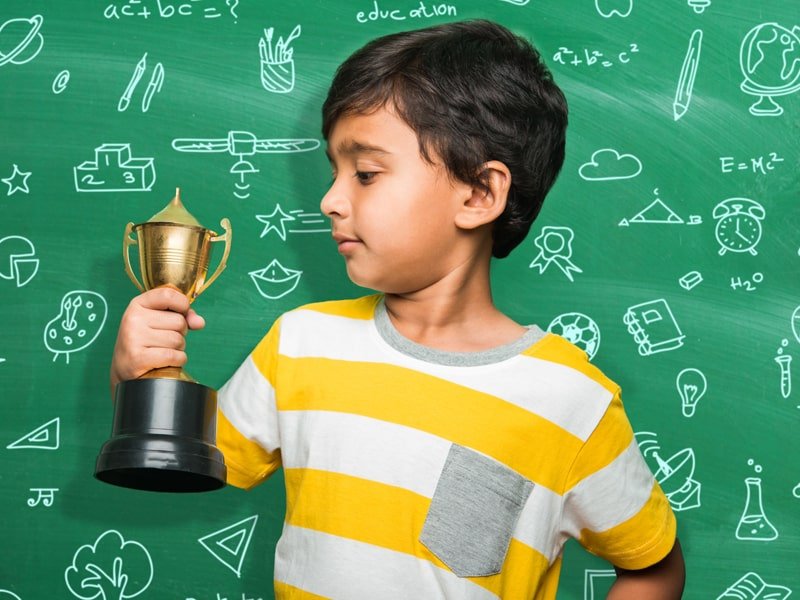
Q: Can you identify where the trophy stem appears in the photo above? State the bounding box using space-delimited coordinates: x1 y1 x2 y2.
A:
140 366 196 382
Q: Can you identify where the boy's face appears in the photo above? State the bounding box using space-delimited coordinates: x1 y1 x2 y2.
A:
321 105 475 294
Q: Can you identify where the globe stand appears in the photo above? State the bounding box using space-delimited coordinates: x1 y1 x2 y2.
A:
747 94 784 117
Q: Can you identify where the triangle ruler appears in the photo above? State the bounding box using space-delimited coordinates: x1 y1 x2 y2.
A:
7 417 60 450
198 514 258 578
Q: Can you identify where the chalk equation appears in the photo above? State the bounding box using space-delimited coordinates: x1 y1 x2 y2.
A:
355 1 457 23
730 272 763 292
720 152 784 174
553 43 639 68
103 0 239 21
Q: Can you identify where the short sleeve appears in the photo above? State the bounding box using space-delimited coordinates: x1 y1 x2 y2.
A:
560 391 677 570
216 318 283 490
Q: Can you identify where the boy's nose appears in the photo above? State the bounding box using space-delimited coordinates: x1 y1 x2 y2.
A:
320 181 349 218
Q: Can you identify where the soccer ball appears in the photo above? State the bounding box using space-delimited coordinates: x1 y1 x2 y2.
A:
547 312 601 359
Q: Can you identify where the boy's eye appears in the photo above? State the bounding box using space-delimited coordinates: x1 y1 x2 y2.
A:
355 171 376 184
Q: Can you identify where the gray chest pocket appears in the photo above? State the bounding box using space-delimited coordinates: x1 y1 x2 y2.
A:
420 444 534 578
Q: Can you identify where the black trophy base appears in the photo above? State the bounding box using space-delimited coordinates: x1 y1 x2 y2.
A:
95 377 227 493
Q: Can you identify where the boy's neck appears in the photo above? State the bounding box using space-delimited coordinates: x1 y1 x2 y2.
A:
382 255 527 353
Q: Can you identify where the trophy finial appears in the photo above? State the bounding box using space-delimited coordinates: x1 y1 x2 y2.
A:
147 188 203 227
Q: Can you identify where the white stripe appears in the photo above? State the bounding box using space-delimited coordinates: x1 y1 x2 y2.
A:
218 355 280 452
279 410 450 497
275 523 499 600
514 485 564 564
561 439 656 536
280 309 612 440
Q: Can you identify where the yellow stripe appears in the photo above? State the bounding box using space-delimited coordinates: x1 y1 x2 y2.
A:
579 481 677 570
523 333 619 394
564 392 634 490
278 357 582 491
533 556 562 600
291 295 381 320
217 409 281 490
274 581 331 600
251 319 282 385
284 467 551 597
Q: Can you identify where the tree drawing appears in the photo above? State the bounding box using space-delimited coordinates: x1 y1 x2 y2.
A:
64 530 153 600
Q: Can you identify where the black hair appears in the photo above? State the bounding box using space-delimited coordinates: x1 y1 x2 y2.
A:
321 19 568 258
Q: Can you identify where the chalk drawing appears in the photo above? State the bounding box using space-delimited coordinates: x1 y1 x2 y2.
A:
637 432 701 511
791 305 800 344
198 515 258 578
256 204 330 240
0 235 39 287
595 0 633 18
736 460 778 541
2 164 31 195
499 0 530 5
172 131 320 199
0 15 44 67
619 189 701 227
547 312 601 359
673 30 703 121
65 530 153 600
249 259 302 300
687 0 711 14
679 270 703 291
44 290 108 363
73 144 156 192
624 298 685 356
529 226 582 282
0 591 22 600
52 69 70 94
118 53 164 112
730 272 764 292
720 151 784 175
712 197 765 256
578 148 641 181
28 487 59 507
775 339 792 399
6 417 60 450
676 368 707 417
584 569 616 599
716 572 791 600
739 23 800 117
259 25 301 94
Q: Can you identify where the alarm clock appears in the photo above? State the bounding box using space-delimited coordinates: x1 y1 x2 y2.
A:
712 198 765 256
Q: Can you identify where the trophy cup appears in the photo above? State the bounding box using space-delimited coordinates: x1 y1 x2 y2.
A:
95 188 232 492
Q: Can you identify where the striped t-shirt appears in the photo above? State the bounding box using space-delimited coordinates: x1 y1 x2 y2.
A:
217 295 676 600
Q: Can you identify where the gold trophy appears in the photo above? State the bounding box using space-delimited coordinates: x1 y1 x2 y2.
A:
95 188 232 492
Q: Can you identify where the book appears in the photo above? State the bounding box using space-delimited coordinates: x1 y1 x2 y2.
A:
623 298 685 356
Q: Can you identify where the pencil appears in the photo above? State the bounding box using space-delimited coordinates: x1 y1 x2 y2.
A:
673 29 703 121
118 52 147 112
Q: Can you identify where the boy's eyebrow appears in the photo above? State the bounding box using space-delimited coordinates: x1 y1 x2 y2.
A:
327 139 391 160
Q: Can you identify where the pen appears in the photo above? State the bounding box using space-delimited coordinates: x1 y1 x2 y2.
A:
118 52 147 112
141 62 164 113
673 29 703 121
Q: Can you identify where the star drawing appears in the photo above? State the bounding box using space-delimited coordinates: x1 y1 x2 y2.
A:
256 204 295 240
2 164 32 196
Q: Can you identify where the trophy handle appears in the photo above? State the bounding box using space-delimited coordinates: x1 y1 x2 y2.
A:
196 218 232 297
122 222 145 292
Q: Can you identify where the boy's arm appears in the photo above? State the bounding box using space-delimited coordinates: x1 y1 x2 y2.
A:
607 539 685 600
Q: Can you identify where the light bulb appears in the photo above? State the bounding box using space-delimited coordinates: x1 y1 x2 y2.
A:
687 0 711 14
676 368 707 417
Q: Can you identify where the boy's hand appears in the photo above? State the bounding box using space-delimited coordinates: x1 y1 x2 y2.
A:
109 287 205 392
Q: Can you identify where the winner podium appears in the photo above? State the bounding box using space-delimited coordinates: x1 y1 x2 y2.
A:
95 189 231 492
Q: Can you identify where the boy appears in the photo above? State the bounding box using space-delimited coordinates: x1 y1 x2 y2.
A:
111 20 685 599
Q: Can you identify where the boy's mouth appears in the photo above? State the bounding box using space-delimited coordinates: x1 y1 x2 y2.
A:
332 232 361 254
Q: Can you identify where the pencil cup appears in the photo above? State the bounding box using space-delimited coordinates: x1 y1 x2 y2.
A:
260 58 295 94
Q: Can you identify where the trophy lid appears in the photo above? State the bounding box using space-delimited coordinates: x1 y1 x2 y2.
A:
146 188 204 228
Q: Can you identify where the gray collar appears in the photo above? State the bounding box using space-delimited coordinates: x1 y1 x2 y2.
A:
373 297 545 367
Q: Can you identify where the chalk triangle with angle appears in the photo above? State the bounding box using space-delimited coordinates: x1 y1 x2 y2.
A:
7 417 60 450
198 514 258 578
629 198 684 224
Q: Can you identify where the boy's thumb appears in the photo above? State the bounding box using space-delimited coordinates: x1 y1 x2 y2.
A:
186 309 206 330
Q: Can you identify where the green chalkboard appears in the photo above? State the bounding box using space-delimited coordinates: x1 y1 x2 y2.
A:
1 1 799 598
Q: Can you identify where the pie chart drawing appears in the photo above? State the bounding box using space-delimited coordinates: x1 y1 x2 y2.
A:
0 235 39 287
0 15 44 67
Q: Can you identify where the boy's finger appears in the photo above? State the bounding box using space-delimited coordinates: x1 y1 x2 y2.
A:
133 286 191 314
185 309 206 330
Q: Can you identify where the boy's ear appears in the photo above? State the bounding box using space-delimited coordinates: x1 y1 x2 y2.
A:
454 160 511 230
